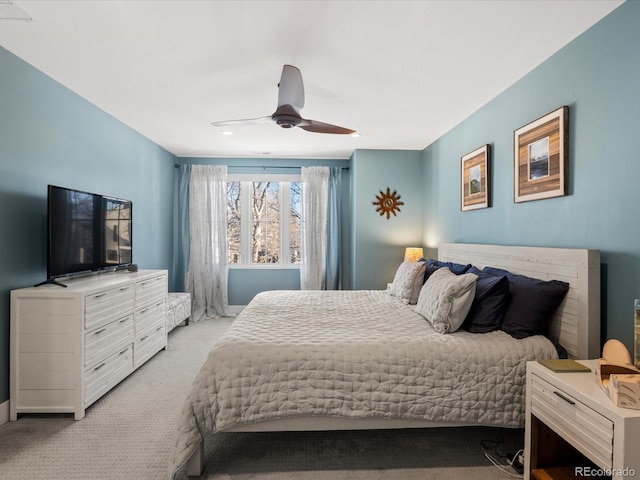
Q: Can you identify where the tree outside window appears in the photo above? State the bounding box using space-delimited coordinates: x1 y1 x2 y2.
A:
227 177 301 267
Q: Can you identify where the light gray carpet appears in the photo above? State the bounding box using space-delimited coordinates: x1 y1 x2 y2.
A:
0 318 523 480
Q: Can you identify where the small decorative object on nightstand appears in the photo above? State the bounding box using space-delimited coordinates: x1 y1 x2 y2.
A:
525 360 640 480
596 339 640 410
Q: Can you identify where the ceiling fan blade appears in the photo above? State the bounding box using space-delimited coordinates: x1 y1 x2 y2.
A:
211 116 272 127
277 65 304 112
298 118 356 135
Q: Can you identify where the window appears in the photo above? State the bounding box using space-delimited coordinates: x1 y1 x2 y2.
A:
227 174 302 267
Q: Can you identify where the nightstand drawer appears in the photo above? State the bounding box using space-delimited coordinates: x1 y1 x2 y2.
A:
531 374 613 470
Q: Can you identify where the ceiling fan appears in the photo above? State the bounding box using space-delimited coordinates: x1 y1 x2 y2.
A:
211 65 356 135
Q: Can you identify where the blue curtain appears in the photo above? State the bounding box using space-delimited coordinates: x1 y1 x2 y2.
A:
171 164 191 292
324 166 342 290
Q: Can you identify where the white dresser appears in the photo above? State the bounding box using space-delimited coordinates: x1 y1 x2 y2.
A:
10 269 168 420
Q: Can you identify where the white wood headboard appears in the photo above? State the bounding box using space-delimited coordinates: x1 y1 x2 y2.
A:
438 243 601 359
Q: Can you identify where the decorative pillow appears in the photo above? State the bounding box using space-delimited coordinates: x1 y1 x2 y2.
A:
423 259 473 284
426 259 473 275
423 263 442 284
416 267 478 334
387 261 427 304
483 266 569 339
461 267 510 333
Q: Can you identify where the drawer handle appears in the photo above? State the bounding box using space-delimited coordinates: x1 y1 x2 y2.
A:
119 348 128 355
156 325 163 332
140 281 149 286
553 391 576 405
140 335 148 342
94 293 107 298
140 308 149 314
120 286 130 291
94 328 107 335
94 362 107 371
119 318 128 323
156 301 163 307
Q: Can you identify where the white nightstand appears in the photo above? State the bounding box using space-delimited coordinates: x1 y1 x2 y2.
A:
525 360 640 480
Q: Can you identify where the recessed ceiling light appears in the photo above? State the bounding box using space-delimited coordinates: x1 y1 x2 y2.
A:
221 130 233 136
351 132 360 138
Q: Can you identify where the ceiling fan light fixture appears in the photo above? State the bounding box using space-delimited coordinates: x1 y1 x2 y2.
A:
273 115 300 128
221 130 233 136
272 104 302 129
212 65 355 136
351 132 361 138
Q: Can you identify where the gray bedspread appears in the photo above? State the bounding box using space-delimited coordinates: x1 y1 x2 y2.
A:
169 290 557 478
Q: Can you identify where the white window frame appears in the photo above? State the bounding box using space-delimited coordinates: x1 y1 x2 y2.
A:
228 173 302 269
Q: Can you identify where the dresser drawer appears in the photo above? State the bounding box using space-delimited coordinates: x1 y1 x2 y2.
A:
85 285 134 331
530 374 613 470
84 344 133 407
135 275 166 308
135 299 166 336
84 315 134 368
134 323 166 369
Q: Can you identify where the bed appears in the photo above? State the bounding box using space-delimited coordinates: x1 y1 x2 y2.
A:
168 243 600 479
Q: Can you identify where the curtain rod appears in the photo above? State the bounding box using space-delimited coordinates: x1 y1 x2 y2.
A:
174 164 349 171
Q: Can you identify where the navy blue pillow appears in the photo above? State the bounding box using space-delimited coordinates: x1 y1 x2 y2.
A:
461 267 510 333
483 266 569 339
423 259 472 283
427 259 472 275
423 263 442 283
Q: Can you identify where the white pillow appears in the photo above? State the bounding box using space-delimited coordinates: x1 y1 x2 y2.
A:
386 261 427 304
416 267 477 333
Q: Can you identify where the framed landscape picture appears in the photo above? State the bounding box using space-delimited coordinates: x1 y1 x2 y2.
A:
514 106 568 203
461 144 490 211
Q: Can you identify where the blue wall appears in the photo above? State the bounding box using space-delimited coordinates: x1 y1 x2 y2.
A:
422 0 638 353
0 47 175 404
351 149 423 290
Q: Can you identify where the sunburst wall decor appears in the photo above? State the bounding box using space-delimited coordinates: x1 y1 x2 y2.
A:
372 187 404 219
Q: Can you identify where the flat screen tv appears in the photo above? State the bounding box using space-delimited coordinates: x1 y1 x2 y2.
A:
44 185 133 284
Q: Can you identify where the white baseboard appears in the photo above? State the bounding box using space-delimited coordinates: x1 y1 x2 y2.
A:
0 400 9 425
228 305 245 316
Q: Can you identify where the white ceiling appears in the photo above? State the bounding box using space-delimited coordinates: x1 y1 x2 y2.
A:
0 0 624 159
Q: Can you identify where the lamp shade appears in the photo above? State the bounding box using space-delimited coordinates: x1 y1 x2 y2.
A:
404 247 424 263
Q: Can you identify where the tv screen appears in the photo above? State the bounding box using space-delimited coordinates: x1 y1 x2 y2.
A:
47 185 133 279
103 196 132 267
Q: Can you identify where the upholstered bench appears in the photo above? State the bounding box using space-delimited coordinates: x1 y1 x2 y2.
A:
167 292 191 333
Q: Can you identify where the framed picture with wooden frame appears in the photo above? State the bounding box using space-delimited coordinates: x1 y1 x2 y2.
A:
461 144 491 211
514 106 568 203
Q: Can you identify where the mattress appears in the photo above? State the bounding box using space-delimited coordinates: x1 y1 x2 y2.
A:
169 289 558 477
